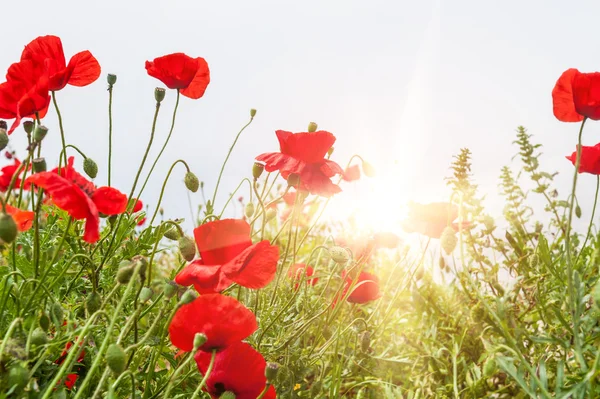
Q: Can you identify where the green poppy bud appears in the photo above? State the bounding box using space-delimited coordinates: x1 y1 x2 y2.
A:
245 203 255 218
33 125 48 142
31 327 48 347
86 291 102 315
0 129 8 151
50 303 64 327
307 122 318 132
576 204 582 218
155 87 166 103
106 344 126 375
139 287 153 303
164 226 181 240
179 236 197 261
116 265 134 284
39 312 50 331
132 255 148 281
0 213 18 244
483 215 495 231
265 362 279 382
361 160 376 177
440 226 458 255
184 171 200 193
330 246 349 264
360 331 371 353
107 73 117 85
193 333 208 350
83 158 98 179
439 256 446 271
252 162 265 180
265 208 277 222
32 157 47 173
180 290 198 305
250 108 257 117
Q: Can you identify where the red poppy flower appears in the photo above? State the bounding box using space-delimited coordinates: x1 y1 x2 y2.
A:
288 263 318 289
145 53 210 99
343 271 381 304
0 60 50 133
168 294 257 352
55 341 86 390
18 35 101 92
132 199 146 226
0 159 24 191
26 157 127 243
175 219 279 293
342 164 361 182
566 144 600 174
256 130 344 197
552 68 600 122
401 202 464 239
195 341 277 399
5 204 34 232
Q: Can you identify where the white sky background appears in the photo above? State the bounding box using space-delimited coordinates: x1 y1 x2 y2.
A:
1 0 599 236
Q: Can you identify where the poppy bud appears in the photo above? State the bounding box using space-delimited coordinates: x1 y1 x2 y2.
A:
164 226 181 240
107 73 117 85
23 120 34 134
7 363 28 393
0 213 18 244
0 129 8 151
220 392 236 399
32 157 47 173
86 291 102 315
265 208 277 222
50 303 64 327
252 162 265 180
307 122 318 133
139 287 153 303
193 333 208 350
330 246 349 264
155 87 166 103
327 147 334 157
287 173 300 187
106 343 126 375
179 236 196 261
361 160 376 177
250 108 257 117
39 312 50 331
184 171 200 193
132 255 148 281
83 158 98 179
163 280 178 299
180 290 198 305
116 265 134 284
265 362 279 382
440 226 458 255
31 328 48 347
245 202 255 218
33 125 48 142
576 204 582 218
360 331 371 352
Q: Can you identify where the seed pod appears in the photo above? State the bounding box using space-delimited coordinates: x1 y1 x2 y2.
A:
440 226 458 255
193 333 208 350
50 303 64 327
265 362 279 382
33 125 48 142
252 162 264 179
330 246 349 264
361 160 376 177
163 281 178 299
0 129 8 151
180 290 198 305
0 213 18 244
286 173 300 187
184 171 200 193
307 121 318 132
139 287 153 303
106 344 126 375
327 147 334 157
132 255 148 281
250 108 257 117
154 87 166 103
439 256 446 271
32 157 47 173
116 265 134 284
83 158 98 179
31 328 48 347
86 291 102 315
107 73 117 85
179 236 196 261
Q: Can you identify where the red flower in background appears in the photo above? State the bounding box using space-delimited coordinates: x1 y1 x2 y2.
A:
195 341 277 399
342 164 361 182
553 68 600 122
5 204 34 232
26 157 127 243
175 219 279 294
132 199 146 226
0 60 50 133
18 35 101 92
0 159 25 191
55 341 86 390
256 130 344 197
402 202 464 239
288 263 318 289
343 271 381 304
169 294 257 352
566 144 600 174
145 53 210 99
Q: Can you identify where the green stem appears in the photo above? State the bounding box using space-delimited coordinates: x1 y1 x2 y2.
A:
108 83 114 186
190 350 217 399
149 159 191 225
52 91 68 168
576 174 600 265
257 384 272 399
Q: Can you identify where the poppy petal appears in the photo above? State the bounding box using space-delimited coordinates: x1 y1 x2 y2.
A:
179 57 210 99
5 204 34 232
193 219 252 265
221 240 279 289
175 260 233 294
67 51 101 87
552 68 585 122
91 186 127 215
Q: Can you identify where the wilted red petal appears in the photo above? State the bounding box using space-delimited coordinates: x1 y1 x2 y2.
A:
193 219 252 265
67 51 101 87
168 294 257 352
195 341 277 399
221 240 279 289
175 260 233 294
91 186 127 215
553 68 585 122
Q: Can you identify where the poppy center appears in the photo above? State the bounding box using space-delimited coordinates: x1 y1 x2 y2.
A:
214 382 227 395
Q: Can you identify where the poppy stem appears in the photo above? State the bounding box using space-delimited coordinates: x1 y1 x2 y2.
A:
256 384 272 399
137 90 180 200
190 349 216 399
149 159 190 226
108 83 114 186
211 115 254 212
576 175 600 266
51 91 68 169
218 178 253 219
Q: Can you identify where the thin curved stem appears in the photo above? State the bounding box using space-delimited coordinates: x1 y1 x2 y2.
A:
108 83 114 186
190 350 216 399
577 174 600 265
149 159 190 225
52 91 68 169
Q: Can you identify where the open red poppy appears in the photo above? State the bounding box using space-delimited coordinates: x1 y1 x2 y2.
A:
256 130 344 197
169 294 257 352
553 68 600 122
26 157 127 243
5 204 34 232
288 263 318 289
0 159 25 192
566 144 600 174
195 341 277 399
145 53 210 99
401 202 464 239
175 219 279 293
343 271 381 304
132 199 146 226
19 35 101 92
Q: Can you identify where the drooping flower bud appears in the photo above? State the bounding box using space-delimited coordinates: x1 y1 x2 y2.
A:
32 158 47 173
252 162 264 180
116 265 134 285
39 312 50 331
0 129 8 151
86 291 102 315
31 328 48 347
106 344 126 375
330 246 350 264
193 333 208 350
360 331 371 353
0 213 18 244
178 236 196 261
265 362 279 382
83 158 98 179
287 173 300 187
180 290 198 305
440 226 458 255
155 87 166 103
250 108 257 117
307 122 318 133
184 171 200 193
575 204 582 218
50 303 64 327
164 226 181 241
265 208 277 221
107 73 117 85
139 287 153 303
23 121 34 134
33 125 48 142
245 202 255 218
361 160 376 177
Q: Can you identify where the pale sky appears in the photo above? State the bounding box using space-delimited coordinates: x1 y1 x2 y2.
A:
1 0 599 234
